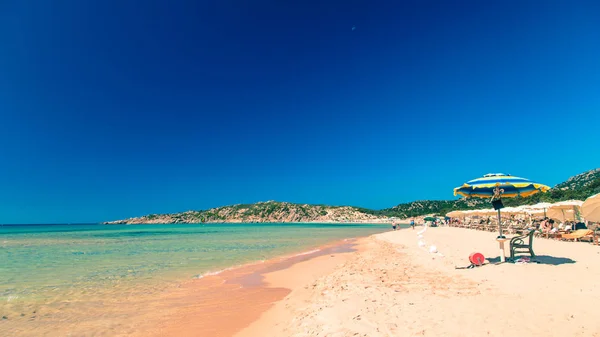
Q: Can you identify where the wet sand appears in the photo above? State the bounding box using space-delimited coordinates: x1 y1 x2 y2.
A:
131 240 361 337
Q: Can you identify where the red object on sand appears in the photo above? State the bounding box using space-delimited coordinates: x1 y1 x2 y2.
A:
469 252 485 266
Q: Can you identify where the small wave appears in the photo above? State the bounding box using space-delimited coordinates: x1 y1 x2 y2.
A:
5 295 19 302
194 268 231 279
291 249 320 257
193 249 320 280
193 259 266 279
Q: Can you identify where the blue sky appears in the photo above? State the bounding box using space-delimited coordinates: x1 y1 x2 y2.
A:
1 1 599 223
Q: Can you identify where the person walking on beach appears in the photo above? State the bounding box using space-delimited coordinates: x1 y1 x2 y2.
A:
392 221 397 231
410 219 415 230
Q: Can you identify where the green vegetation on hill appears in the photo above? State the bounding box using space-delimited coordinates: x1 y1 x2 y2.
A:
378 168 600 218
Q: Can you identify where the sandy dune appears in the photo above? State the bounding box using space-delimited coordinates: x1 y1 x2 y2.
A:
236 227 600 337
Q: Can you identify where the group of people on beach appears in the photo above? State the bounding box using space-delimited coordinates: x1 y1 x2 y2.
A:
392 219 416 231
450 215 589 237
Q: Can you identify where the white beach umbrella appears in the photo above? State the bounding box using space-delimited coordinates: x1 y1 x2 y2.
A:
516 205 534 212
524 207 546 217
527 202 553 217
460 210 474 216
582 193 600 222
501 207 525 215
530 202 553 210
483 208 500 216
511 205 534 219
446 211 460 218
547 200 584 222
469 209 492 216
461 210 480 220
548 209 576 222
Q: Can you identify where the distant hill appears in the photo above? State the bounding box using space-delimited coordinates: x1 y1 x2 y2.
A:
554 168 600 190
105 168 599 224
105 201 384 224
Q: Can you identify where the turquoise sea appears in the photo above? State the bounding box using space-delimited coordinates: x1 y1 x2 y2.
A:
1 222 390 332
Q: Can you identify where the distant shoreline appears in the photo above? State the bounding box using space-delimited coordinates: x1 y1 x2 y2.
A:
1 221 409 227
102 221 408 225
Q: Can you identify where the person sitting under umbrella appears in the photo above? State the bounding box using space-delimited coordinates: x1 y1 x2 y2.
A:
540 218 552 234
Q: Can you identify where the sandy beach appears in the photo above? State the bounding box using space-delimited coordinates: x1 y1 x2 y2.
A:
236 227 600 337
6 226 599 336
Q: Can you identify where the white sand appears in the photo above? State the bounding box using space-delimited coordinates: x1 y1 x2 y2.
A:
236 227 600 337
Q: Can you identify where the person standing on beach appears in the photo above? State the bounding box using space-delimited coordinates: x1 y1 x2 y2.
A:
392 221 397 231
410 219 415 229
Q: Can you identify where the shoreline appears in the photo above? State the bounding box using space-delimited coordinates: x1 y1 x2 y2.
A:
101 221 403 225
136 235 379 337
233 235 377 337
143 227 416 337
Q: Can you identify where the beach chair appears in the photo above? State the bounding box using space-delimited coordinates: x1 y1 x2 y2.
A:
509 230 535 261
514 224 526 235
547 228 562 240
561 229 594 242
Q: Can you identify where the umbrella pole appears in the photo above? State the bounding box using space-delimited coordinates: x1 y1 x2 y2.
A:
497 209 504 239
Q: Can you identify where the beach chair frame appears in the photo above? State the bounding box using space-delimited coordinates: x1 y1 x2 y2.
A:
509 230 536 261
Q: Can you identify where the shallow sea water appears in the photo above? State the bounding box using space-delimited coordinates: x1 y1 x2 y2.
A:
0 223 390 335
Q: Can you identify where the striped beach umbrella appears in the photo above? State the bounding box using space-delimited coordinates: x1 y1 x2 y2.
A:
454 174 550 199
454 173 550 238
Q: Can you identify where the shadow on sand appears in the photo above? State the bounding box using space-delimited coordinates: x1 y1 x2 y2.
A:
487 255 576 265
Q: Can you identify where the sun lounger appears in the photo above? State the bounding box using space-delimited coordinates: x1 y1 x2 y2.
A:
510 230 535 261
561 229 594 242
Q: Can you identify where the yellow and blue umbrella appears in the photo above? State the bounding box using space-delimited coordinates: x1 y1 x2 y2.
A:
454 173 550 238
454 174 550 199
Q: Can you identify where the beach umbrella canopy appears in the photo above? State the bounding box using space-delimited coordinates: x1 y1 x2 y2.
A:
547 200 584 222
525 208 546 217
547 200 583 209
526 202 553 217
501 207 525 215
423 216 437 222
516 205 541 217
473 208 497 216
582 193 600 222
454 174 551 198
454 173 550 238
530 202 553 210
499 206 530 218
452 210 473 218
548 209 577 222
516 205 534 212
446 211 463 218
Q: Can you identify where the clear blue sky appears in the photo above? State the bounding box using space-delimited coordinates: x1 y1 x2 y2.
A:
1 1 599 224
